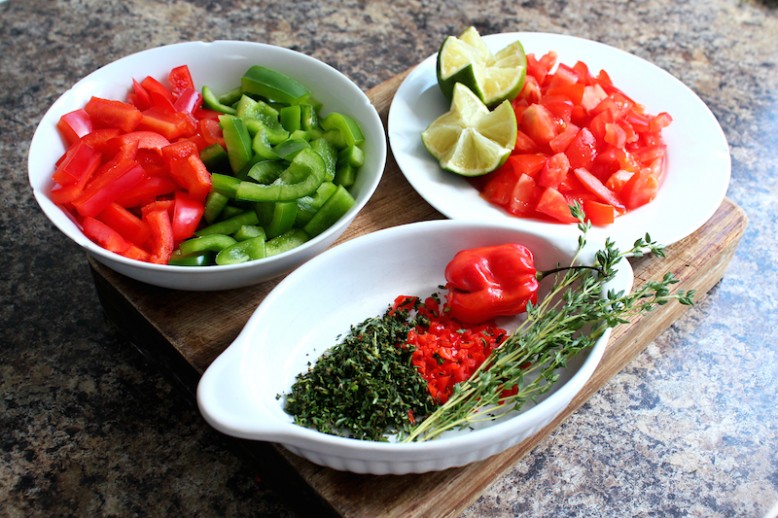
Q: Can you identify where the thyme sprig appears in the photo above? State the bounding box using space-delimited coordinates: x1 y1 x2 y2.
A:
403 208 694 442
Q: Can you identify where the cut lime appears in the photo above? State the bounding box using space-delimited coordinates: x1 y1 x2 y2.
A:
436 26 527 107
422 83 517 177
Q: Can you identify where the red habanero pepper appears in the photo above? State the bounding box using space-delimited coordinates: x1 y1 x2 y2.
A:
444 243 540 324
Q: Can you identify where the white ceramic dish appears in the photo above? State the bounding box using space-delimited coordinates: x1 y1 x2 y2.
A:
28 41 386 291
197 220 634 475
388 32 731 252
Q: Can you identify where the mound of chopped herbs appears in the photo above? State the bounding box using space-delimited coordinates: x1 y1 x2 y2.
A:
283 304 436 441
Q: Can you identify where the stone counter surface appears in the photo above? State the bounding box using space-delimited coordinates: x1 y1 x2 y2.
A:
2 1 776 516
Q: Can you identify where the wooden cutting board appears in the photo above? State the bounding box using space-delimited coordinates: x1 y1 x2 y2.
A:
88 69 748 518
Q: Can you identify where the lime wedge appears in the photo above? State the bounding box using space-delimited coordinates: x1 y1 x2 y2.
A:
422 83 517 177
436 27 527 107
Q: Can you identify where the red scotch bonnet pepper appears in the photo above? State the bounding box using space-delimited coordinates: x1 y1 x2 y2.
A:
444 243 540 324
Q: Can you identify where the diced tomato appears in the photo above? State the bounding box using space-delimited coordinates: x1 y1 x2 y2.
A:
535 187 578 223
565 127 598 170
621 170 659 210
583 199 615 226
57 109 94 146
572 167 624 210
537 152 570 189
199 118 225 148
520 104 557 147
604 169 635 195
84 96 142 133
481 162 519 206
507 173 539 216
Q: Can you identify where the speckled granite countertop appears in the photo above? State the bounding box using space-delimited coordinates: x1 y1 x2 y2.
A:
2 0 777 516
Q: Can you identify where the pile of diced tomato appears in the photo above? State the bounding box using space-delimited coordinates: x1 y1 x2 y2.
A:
391 295 508 404
50 65 224 264
472 51 673 225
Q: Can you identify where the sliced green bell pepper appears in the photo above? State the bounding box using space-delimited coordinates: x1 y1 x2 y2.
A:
303 184 355 236
215 236 266 265
234 147 325 203
196 210 260 237
219 114 253 173
241 65 310 105
266 229 310 256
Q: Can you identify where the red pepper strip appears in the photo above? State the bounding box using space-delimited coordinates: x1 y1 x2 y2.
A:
168 65 196 97
171 191 204 242
96 202 151 247
82 216 131 255
72 162 147 218
57 109 94 146
143 207 174 264
84 96 143 133
51 140 101 187
443 243 540 324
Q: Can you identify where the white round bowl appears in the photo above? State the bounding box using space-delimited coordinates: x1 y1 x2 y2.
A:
28 41 386 291
197 220 634 474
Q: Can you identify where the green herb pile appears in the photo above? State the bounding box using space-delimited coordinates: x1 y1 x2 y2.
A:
283 305 436 441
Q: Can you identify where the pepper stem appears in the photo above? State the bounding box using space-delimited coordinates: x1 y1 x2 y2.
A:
536 265 605 281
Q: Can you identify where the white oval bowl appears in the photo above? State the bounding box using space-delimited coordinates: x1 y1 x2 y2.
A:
28 41 386 291
197 219 634 474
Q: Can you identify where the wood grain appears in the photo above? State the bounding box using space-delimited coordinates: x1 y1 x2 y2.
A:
89 70 747 518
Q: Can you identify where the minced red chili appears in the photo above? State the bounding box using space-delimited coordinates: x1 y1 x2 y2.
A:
391 294 509 404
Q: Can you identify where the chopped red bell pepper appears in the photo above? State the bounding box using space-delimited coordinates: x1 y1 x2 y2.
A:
96 202 151 247
57 109 94 146
171 191 204 242
143 207 175 264
84 96 143 133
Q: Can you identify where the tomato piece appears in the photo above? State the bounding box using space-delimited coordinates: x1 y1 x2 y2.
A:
521 104 557 147
171 191 204 242
481 163 519 206
621 170 659 210
537 152 570 189
507 173 539 216
583 199 616 226
57 109 94 146
199 118 225 148
84 96 142 133
508 153 547 178
535 187 578 223
513 130 537 153
565 127 598 170
549 124 579 154
82 216 132 254
168 65 196 98
604 169 634 195
526 51 557 86
573 167 624 210
97 202 151 247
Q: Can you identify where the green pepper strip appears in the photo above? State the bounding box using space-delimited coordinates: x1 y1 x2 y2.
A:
235 147 325 203
196 210 260 237
202 86 237 115
215 236 267 265
178 234 237 255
